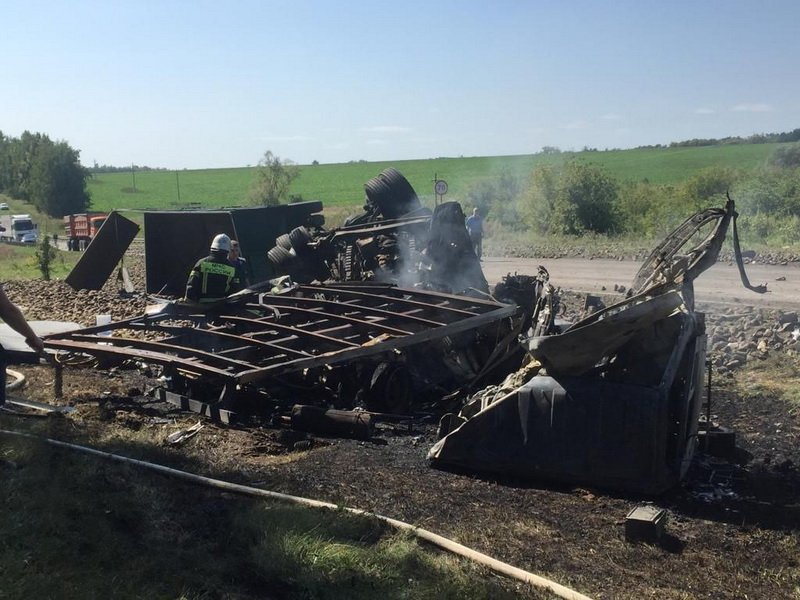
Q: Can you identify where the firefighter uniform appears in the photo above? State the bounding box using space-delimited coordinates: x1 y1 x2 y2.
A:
184 234 242 303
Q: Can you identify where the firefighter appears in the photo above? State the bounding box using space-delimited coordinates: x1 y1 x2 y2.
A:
184 234 242 303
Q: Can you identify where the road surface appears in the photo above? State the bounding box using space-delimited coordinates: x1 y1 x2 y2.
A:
481 256 800 311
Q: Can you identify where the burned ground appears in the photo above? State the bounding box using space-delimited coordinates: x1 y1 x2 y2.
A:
4 245 800 598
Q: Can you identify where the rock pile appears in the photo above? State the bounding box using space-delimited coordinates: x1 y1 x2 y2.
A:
705 306 800 375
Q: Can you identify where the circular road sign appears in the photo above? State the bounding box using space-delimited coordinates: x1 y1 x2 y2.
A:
435 180 448 195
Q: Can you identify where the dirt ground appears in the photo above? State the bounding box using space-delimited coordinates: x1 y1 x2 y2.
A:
3 254 800 599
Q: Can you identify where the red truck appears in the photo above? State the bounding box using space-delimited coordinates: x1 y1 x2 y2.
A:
63 213 108 250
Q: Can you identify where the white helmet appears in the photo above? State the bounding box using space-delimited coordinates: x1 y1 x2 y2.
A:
210 233 231 252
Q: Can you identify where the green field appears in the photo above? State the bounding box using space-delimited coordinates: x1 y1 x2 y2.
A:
0 244 79 280
85 143 784 213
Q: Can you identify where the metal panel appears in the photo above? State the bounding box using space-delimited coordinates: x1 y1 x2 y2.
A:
64 212 140 290
144 211 235 296
230 201 323 285
144 201 323 296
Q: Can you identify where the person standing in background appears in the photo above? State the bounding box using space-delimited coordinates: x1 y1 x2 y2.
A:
465 207 484 260
228 239 250 288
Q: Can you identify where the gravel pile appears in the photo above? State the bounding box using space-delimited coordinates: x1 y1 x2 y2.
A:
486 239 800 265
705 306 800 375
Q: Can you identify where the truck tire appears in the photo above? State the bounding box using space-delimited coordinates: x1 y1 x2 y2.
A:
365 176 400 219
380 168 420 214
288 226 313 255
267 245 296 271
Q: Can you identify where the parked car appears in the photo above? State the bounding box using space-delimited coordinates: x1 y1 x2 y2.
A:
0 203 9 210
21 232 38 244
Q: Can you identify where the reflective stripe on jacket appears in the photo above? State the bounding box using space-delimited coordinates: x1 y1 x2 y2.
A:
185 254 240 303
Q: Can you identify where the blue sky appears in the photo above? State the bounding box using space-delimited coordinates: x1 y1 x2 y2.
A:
1 0 798 169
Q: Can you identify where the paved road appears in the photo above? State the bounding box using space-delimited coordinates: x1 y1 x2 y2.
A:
481 256 800 311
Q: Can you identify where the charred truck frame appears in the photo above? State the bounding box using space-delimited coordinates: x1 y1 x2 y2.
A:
44 166 766 494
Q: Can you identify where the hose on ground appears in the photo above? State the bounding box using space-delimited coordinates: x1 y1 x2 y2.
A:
0 428 594 600
5 368 26 391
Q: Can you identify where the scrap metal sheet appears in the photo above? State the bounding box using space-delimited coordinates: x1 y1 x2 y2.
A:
64 212 140 291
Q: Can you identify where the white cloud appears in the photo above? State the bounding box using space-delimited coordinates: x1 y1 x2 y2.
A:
694 107 716 115
732 103 773 113
361 125 410 134
602 113 622 121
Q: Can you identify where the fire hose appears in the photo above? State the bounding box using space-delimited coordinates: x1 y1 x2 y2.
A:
0 427 595 600
5 368 26 392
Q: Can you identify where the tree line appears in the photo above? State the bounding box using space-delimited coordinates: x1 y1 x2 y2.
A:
467 142 800 245
0 130 91 217
639 128 800 150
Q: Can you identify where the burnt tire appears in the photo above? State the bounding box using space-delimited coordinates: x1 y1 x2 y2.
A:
366 362 412 414
267 245 296 271
288 226 313 255
275 233 292 250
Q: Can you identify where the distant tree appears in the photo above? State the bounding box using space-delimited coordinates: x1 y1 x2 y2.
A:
555 162 619 234
678 166 738 212
311 159 319 166
248 151 300 206
6 131 50 201
736 167 800 217
520 164 561 233
769 143 800 169
28 141 91 216
616 181 682 237
0 131 12 192
522 161 619 235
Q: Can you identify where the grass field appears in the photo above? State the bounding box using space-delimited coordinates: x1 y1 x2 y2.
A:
0 244 79 280
84 143 784 213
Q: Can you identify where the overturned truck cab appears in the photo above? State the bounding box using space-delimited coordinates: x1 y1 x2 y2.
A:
429 197 766 494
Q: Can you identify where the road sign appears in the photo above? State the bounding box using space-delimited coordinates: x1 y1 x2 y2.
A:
435 180 448 195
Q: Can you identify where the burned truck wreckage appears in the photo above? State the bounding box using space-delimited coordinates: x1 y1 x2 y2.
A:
44 168 766 493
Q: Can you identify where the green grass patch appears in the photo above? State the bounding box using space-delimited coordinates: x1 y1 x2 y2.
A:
0 244 79 280
0 432 529 600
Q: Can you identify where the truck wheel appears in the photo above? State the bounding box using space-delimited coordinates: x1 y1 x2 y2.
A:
366 362 412 414
288 226 313 255
267 245 296 272
380 168 420 214
365 176 400 219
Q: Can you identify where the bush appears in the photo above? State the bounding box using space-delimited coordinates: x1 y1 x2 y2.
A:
769 143 800 169
520 161 620 235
